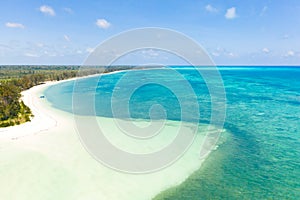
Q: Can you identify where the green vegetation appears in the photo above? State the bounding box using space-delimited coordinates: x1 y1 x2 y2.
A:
0 81 32 127
0 65 134 127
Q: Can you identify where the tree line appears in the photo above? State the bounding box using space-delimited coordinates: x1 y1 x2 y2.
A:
0 65 134 127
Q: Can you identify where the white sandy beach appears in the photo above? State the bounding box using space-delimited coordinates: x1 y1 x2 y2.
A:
0 76 216 200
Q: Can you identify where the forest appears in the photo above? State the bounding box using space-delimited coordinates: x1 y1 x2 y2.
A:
0 65 133 127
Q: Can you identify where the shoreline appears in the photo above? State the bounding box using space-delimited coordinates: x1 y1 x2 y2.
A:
0 70 127 139
0 69 218 200
0 66 180 138
0 81 57 139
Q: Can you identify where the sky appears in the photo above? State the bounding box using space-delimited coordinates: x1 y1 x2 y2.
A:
0 0 300 65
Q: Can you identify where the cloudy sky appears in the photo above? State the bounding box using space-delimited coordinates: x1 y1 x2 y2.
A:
0 0 300 65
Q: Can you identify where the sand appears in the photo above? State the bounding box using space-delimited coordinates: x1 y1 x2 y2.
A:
0 76 216 200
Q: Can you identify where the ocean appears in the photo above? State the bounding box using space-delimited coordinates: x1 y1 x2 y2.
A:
45 66 300 199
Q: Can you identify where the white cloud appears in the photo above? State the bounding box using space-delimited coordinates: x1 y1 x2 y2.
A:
39 5 55 16
227 52 237 57
211 47 223 57
43 51 57 57
286 50 295 57
225 7 237 19
5 22 25 29
211 47 237 58
211 52 220 57
36 43 44 47
262 48 270 53
141 49 159 57
86 47 95 53
205 4 218 13
96 19 111 29
24 53 39 57
64 35 71 42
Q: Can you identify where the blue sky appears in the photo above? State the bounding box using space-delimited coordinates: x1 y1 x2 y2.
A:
0 0 300 65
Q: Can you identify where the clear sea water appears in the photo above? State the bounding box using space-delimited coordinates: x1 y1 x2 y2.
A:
45 66 300 199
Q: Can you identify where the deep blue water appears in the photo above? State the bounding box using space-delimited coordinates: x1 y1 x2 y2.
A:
45 66 300 199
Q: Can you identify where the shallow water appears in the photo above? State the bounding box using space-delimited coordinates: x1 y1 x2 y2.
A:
45 66 300 199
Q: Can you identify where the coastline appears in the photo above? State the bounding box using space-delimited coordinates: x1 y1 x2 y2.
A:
0 81 57 139
0 70 124 139
0 71 218 200
0 66 189 139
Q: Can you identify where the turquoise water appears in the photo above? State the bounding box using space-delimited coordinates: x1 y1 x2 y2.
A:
45 68 213 123
45 66 300 199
